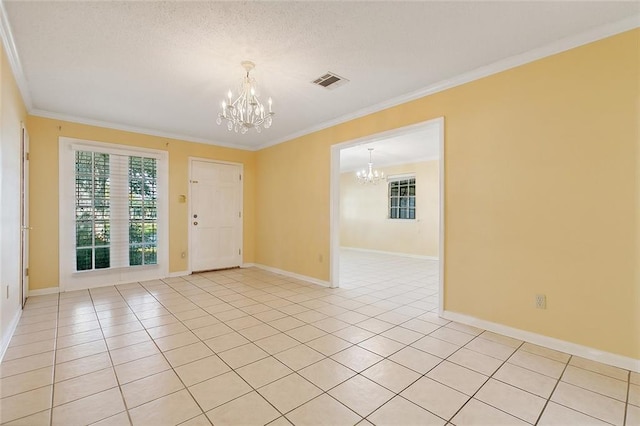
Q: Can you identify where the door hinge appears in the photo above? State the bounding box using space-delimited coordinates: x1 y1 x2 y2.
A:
238 248 242 255
25 152 30 161
25 268 29 277
239 174 242 181
238 211 242 218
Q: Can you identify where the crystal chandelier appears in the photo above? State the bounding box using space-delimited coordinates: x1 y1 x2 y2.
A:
217 61 274 134
356 148 384 184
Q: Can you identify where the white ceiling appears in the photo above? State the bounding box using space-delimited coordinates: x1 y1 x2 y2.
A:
340 125 440 173
3 2 639 150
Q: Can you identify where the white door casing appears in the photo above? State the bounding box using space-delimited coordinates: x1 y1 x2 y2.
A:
20 124 29 306
190 160 243 272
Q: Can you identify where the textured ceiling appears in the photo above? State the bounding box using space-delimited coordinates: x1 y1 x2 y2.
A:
3 1 639 150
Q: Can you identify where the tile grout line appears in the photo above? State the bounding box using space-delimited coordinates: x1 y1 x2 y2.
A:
22 271 468 424
544 360 630 426
623 370 631 426
533 354 572 425
7 261 631 426
146 277 293 420
121 276 316 423
141 273 404 422
11 272 420 422
111 283 215 424
427 338 526 424
48 292 61 426
169 273 383 422
0 294 536 424
87 287 135 426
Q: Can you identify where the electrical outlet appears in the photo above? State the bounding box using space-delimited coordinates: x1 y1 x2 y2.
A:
535 294 547 309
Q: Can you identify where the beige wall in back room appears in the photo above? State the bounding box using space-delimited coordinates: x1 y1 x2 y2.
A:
255 29 639 359
340 160 439 257
26 116 257 290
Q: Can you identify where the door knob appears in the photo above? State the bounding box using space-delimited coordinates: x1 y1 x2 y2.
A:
193 214 198 218
193 221 198 226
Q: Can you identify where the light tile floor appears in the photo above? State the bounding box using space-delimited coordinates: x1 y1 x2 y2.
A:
0 250 637 425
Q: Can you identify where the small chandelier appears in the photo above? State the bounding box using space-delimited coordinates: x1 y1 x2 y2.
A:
217 61 274 134
356 148 384 184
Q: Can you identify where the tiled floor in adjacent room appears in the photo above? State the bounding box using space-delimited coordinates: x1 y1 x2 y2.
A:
1 250 638 425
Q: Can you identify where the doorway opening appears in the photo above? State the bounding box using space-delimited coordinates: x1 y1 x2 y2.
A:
330 117 444 315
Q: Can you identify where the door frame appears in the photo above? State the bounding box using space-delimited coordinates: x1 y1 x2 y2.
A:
20 123 29 307
187 157 244 274
329 117 445 315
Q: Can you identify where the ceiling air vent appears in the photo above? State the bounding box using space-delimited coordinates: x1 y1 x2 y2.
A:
312 72 349 90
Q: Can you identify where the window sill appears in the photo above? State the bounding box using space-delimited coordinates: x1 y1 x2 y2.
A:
72 264 159 275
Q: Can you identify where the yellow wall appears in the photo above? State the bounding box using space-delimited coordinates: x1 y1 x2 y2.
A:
256 30 640 358
340 160 439 257
255 137 330 277
27 116 256 290
1 43 27 346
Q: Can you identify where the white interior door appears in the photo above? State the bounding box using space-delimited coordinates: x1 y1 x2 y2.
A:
20 125 29 307
190 160 242 272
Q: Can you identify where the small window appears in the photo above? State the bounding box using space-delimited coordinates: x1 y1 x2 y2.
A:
389 177 416 219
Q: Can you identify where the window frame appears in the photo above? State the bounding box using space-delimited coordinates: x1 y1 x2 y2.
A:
387 174 417 220
59 137 169 291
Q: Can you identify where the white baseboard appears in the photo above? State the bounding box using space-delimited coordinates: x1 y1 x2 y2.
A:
28 271 191 295
28 287 60 297
341 246 438 261
250 264 331 288
0 308 23 363
442 310 640 373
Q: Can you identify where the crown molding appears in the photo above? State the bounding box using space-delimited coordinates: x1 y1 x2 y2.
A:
29 109 254 151
3 2 637 153
0 0 33 109
1 3 252 152
257 13 640 151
